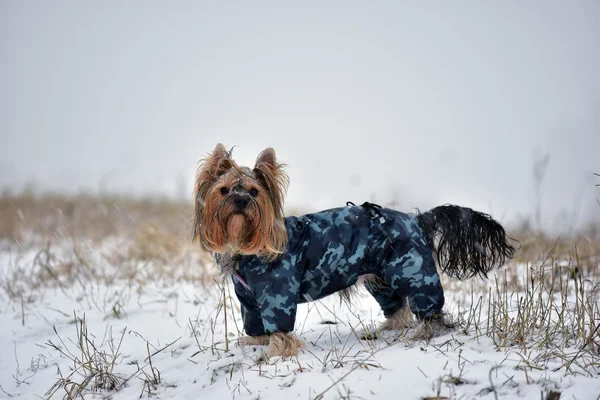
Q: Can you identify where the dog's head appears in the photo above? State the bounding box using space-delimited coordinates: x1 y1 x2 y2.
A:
192 143 289 259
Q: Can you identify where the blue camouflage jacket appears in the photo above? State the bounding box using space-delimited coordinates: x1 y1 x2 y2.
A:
226 203 445 337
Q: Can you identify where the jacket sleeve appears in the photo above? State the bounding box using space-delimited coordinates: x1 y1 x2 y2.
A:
255 280 300 333
253 259 302 334
232 276 266 336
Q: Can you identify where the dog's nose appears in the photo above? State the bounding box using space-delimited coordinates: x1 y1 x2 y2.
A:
233 194 250 209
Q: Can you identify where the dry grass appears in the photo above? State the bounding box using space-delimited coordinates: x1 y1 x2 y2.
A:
0 190 192 246
511 227 600 270
45 314 127 399
0 191 216 304
458 261 600 375
44 312 176 399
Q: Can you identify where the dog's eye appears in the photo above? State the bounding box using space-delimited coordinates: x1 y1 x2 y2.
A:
249 188 258 197
220 187 229 195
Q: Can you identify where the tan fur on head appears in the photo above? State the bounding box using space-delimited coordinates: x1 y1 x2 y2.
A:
379 305 414 331
267 332 305 357
238 334 270 347
192 143 289 260
227 214 246 244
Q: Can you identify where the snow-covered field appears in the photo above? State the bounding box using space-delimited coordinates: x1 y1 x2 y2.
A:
1 238 599 400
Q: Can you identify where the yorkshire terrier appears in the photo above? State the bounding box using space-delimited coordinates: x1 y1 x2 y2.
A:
193 144 516 357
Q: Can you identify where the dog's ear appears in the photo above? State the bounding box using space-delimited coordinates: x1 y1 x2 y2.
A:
203 143 234 179
254 147 277 172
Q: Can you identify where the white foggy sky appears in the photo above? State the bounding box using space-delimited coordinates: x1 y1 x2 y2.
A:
1 1 599 233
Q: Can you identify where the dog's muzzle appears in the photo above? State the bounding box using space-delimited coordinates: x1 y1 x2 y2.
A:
232 194 250 210
230 182 252 210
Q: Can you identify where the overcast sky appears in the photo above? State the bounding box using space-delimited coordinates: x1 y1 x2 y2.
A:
1 1 599 233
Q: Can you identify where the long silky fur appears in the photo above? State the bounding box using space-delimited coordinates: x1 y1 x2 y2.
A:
416 205 516 280
192 144 289 261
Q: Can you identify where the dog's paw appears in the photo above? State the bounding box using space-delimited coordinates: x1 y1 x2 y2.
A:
267 332 305 357
411 313 456 341
379 306 414 331
238 334 270 347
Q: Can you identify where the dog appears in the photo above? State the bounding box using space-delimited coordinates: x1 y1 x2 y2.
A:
193 143 516 357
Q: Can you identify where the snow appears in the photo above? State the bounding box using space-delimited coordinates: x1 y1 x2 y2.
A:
1 243 599 400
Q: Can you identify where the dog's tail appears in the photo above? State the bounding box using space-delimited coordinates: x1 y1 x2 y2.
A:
416 205 516 280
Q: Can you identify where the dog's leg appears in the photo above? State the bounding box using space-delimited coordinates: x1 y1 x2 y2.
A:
238 334 270 346
381 241 454 341
267 332 305 357
363 275 413 331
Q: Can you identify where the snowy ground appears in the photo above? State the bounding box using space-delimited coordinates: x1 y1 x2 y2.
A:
1 242 599 400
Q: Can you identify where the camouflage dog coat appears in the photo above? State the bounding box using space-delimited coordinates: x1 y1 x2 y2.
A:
226 202 445 337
